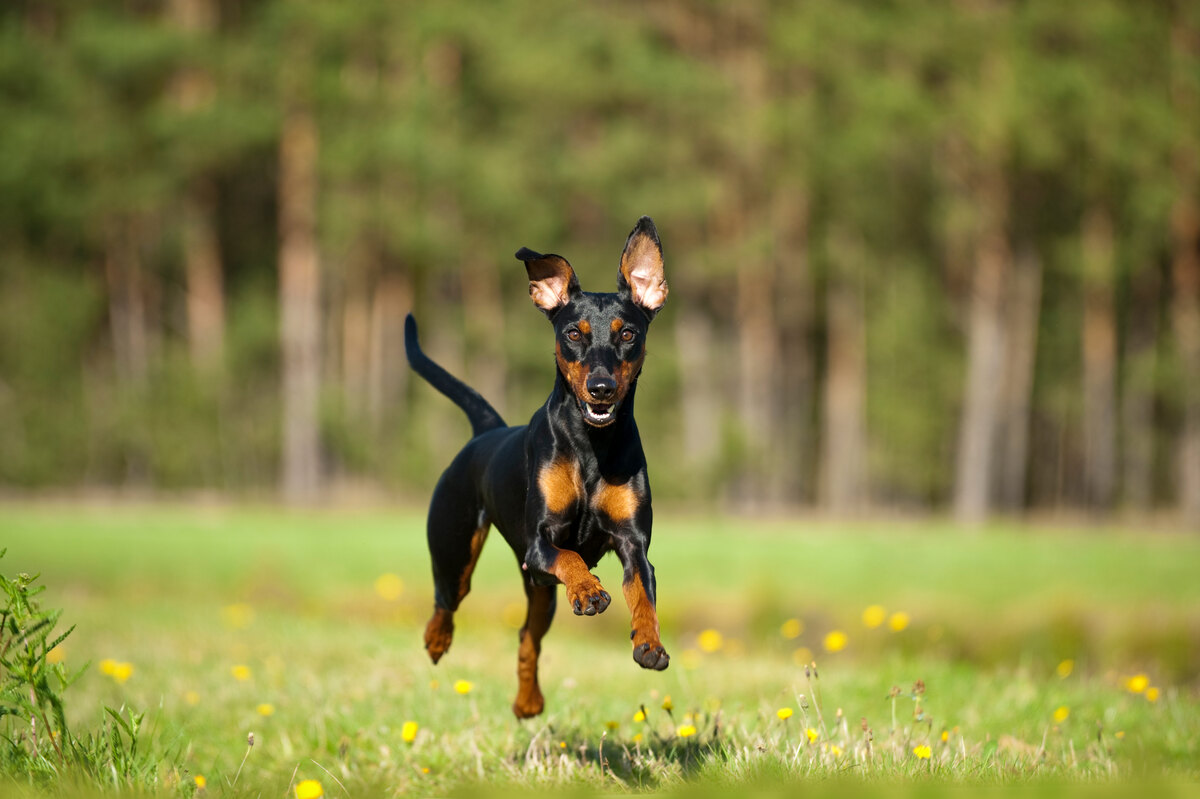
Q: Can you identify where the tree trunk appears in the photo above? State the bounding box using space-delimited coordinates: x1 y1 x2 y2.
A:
278 71 322 503
675 304 720 470
1120 261 1160 511
996 244 1042 511
105 221 149 387
167 0 224 373
734 253 783 510
954 163 1010 524
821 227 868 514
1080 205 1118 510
1171 9 1200 524
367 268 410 431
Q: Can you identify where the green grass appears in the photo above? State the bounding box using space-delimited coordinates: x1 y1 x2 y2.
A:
0 503 1197 796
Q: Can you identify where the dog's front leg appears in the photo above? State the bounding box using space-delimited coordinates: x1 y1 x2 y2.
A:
614 538 670 670
523 536 611 616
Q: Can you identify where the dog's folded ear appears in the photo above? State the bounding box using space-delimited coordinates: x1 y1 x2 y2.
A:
617 216 668 319
517 248 580 318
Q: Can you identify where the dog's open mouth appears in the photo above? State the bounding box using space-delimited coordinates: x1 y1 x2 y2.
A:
580 401 617 427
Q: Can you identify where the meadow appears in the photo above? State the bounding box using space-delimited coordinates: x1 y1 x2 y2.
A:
1 503 1198 796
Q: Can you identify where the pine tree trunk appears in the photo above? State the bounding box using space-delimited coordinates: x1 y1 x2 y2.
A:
1120 262 1160 511
105 221 149 387
168 0 224 373
1171 9 1200 524
1081 205 1118 510
954 164 1010 524
997 244 1042 511
735 255 782 510
821 227 867 514
278 71 322 503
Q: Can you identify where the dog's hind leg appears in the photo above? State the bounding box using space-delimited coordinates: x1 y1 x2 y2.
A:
512 577 556 719
423 476 489 664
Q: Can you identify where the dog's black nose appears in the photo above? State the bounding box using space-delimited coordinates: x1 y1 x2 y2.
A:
586 375 616 402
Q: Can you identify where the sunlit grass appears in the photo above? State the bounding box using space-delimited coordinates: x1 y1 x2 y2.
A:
0 503 1197 795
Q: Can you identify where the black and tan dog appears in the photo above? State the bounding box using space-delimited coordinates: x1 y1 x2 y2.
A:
404 216 670 718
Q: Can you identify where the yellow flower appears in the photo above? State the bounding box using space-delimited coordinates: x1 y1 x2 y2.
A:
1145 687 1160 703
99 659 117 676
777 707 794 721
605 720 619 731
888 612 910 632
677 724 697 738
913 744 932 759
1115 731 1125 739
111 662 134 684
831 745 843 757
861 605 886 628
1053 706 1069 724
231 665 252 682
194 775 207 789
373 573 404 601
559 741 567 749
632 733 643 743
806 727 819 743
941 730 949 742
184 690 200 706
780 618 804 639
1126 673 1149 694
823 630 848 652
46 646 65 665
401 721 418 743
453 679 473 695
661 695 673 712
295 779 324 799
1056 659 1074 679
697 629 724 653
257 703 275 717
633 710 646 723
222 603 255 630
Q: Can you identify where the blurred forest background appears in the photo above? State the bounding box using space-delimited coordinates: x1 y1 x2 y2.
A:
2 0 1200 522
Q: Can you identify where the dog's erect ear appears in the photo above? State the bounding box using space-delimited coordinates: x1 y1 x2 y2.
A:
517 247 580 318
617 216 668 319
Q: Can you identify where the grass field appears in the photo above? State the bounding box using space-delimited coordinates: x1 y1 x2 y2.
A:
1 503 1198 796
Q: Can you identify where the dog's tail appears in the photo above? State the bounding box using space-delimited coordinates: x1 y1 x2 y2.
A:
405 314 507 437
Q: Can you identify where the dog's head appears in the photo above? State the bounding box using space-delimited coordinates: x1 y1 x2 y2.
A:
516 216 668 428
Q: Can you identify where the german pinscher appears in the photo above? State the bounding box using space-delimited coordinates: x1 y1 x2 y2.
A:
404 216 670 719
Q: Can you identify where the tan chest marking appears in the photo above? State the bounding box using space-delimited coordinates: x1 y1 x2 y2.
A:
592 480 639 522
538 457 583 515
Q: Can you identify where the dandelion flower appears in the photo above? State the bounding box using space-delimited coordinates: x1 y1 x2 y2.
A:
697 629 724 653
1053 706 1069 724
805 727 819 743
823 630 848 652
194 775 207 789
559 741 567 749
913 744 932 759
453 679 473 695
780 618 804 639
861 605 886 628
1126 674 1149 694
633 709 646 723
677 724 697 738
46 646 65 665
605 720 619 731
222 603 255 630
231 665 252 682
633 733 643 743
257 703 275 717
662 695 674 712
888 612 910 632
99 659 117 676
777 707 794 721
831 745 843 757
295 779 324 799
1115 731 1125 739
110 662 134 683
401 721 418 743
373 573 404 601
1056 659 1074 679
941 730 949 743
1145 687 1160 703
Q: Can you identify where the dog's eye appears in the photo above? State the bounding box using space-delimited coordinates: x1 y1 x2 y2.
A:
566 329 582 342
620 329 636 343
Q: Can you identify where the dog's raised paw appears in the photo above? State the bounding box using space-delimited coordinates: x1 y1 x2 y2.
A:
569 584 611 616
633 642 670 671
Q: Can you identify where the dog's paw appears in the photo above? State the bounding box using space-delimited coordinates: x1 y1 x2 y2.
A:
633 641 670 671
567 578 611 616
